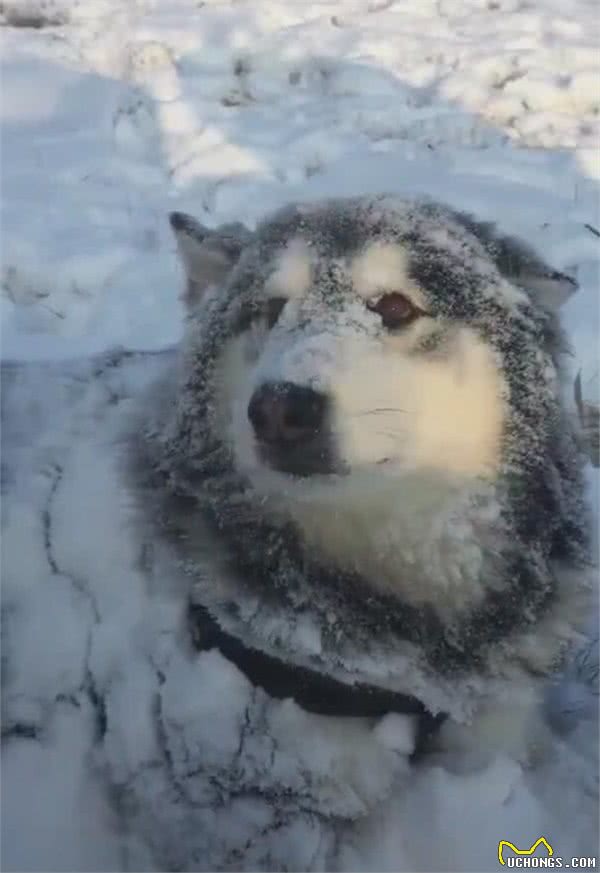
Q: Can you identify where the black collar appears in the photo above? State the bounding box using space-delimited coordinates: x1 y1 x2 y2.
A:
188 602 447 760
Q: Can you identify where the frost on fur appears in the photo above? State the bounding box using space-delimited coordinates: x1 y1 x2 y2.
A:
131 195 595 747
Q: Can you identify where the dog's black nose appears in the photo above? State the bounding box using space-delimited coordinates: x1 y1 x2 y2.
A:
248 382 328 445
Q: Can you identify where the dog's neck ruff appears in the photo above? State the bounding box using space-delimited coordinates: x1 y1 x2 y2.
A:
137 463 471 720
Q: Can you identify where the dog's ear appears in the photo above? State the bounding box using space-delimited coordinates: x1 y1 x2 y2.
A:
492 234 577 311
501 255 578 312
169 211 251 307
455 213 578 312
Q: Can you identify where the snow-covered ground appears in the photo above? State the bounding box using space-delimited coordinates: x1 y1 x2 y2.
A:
1 0 599 870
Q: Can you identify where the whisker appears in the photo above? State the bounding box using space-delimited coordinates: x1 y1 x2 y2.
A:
352 407 407 417
374 429 403 439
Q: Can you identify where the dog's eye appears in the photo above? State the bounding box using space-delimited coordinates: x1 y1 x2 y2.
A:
266 296 287 328
367 292 420 329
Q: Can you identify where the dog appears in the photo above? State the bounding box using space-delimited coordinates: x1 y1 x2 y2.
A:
123 195 595 869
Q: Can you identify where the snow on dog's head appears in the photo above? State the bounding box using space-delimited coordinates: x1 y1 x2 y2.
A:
166 196 586 619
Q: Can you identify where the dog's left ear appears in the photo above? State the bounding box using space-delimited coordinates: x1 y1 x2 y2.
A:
455 213 578 312
491 233 577 312
169 211 251 307
488 232 578 312
512 266 578 312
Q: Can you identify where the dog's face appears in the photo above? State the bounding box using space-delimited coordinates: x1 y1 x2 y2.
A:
224 229 507 489
171 198 574 513
167 197 587 619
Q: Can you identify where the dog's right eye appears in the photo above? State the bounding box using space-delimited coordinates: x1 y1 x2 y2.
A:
367 292 422 330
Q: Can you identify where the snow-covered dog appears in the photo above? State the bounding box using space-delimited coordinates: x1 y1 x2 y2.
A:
127 195 595 869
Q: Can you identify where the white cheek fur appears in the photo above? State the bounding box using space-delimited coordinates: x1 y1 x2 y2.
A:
324 327 506 479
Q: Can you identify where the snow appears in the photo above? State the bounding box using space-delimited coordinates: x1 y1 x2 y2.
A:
1 0 598 870
2 703 121 872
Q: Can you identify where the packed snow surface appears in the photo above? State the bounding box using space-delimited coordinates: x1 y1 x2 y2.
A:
1 0 598 870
